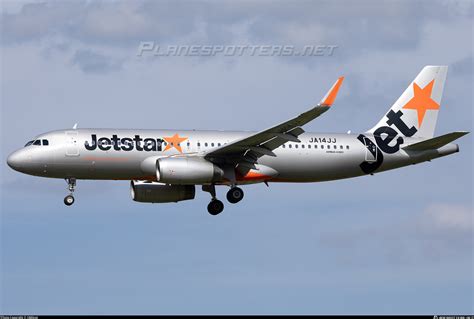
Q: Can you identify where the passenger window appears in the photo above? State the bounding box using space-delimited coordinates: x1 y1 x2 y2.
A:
295 144 298 149
308 145 311 149
346 145 350 150
289 144 292 148
33 140 41 146
42 139 49 146
197 142 201 147
314 145 317 149
205 142 208 147
321 145 324 149
301 144 305 149
211 143 214 147
282 144 286 148
187 142 190 147
340 145 343 149
218 143 221 147
334 145 337 149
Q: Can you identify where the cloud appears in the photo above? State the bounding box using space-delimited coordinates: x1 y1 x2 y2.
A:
79 2 150 41
3 0 470 49
451 55 474 76
319 202 473 266
2 1 201 46
1 2 78 44
2 0 472 79
71 49 123 73
421 203 473 232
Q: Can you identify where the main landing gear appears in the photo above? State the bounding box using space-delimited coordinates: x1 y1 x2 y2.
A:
202 185 224 215
226 187 244 204
207 199 224 216
64 177 76 206
202 185 245 215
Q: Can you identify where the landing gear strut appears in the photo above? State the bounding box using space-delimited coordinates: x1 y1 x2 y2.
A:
64 178 76 206
202 184 224 215
226 187 244 204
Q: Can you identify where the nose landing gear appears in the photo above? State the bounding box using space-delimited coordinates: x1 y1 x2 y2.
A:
64 178 76 206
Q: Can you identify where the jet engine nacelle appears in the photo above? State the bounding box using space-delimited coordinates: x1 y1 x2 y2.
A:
156 157 224 184
130 180 195 203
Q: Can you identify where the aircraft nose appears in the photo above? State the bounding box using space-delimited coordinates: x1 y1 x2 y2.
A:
7 150 25 171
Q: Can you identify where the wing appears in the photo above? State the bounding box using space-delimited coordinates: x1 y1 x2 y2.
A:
204 76 344 169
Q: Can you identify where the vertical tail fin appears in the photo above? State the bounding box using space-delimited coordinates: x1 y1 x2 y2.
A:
368 66 448 139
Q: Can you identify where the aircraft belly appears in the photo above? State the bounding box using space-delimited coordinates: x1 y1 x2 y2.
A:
46 151 150 180
260 147 367 182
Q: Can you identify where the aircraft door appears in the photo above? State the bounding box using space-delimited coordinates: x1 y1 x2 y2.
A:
362 136 377 162
65 131 80 156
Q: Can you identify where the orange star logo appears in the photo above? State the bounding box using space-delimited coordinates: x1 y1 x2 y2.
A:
402 79 440 127
163 133 188 153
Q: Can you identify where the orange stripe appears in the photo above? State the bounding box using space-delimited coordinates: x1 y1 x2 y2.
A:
236 171 272 181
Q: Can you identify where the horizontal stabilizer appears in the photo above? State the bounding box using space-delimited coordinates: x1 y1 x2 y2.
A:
403 131 469 151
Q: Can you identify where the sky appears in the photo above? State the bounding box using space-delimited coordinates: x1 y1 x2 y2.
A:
1 0 473 315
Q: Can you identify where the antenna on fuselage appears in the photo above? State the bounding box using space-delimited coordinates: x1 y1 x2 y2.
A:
72 123 78 130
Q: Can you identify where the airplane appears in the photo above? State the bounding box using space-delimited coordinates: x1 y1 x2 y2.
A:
6 66 469 215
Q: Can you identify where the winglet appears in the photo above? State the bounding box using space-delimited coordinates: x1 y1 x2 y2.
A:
320 76 344 107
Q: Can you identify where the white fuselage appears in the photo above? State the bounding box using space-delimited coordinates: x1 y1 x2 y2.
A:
6 129 459 185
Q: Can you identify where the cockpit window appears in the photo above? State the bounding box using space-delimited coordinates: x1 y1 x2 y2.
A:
25 139 50 147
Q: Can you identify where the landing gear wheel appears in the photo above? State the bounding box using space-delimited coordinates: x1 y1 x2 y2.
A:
64 178 77 206
64 195 75 206
227 187 244 204
207 199 224 215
